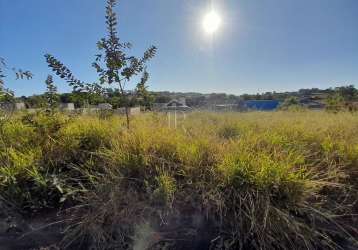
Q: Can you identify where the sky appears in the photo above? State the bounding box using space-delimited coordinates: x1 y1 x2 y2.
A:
1 0 358 96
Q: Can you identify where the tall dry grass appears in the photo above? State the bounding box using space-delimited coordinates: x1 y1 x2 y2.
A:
0 111 357 249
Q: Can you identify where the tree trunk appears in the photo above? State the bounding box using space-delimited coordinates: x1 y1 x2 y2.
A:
125 105 130 129
118 82 130 129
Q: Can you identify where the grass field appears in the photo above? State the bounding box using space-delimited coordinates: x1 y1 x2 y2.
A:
0 111 357 249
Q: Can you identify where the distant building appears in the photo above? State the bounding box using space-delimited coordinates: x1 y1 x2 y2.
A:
81 106 99 114
244 100 280 111
59 103 75 111
0 102 14 112
348 101 358 111
0 102 26 112
178 97 186 105
299 97 325 109
158 98 192 111
115 107 141 116
97 103 113 110
15 102 26 110
213 104 239 112
153 103 167 111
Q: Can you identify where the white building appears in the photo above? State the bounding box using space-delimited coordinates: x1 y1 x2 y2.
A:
162 98 191 111
115 107 141 116
15 102 26 110
97 103 113 110
59 103 75 111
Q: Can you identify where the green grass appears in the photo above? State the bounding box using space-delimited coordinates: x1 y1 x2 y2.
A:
0 111 357 249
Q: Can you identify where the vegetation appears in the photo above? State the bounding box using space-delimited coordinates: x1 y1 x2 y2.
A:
0 57 32 102
136 70 155 110
45 0 156 128
44 75 59 111
1 0 357 249
279 96 301 110
0 111 357 249
326 94 345 112
14 85 358 112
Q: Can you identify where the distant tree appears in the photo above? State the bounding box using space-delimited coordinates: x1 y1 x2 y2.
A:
59 93 73 104
255 93 262 100
108 96 125 109
155 95 171 103
186 96 206 107
227 94 240 103
45 0 156 128
44 75 59 110
335 85 357 101
326 94 344 112
262 92 274 100
279 96 301 110
70 93 88 108
207 93 228 104
26 95 47 108
241 94 251 101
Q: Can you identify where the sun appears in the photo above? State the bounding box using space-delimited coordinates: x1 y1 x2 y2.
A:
203 11 221 34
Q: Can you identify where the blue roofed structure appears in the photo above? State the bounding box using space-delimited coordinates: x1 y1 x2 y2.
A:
244 100 280 111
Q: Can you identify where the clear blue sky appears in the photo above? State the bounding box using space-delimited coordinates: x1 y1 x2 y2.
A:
1 0 357 96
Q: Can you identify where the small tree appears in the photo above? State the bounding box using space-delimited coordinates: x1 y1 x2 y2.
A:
136 69 154 110
44 75 59 110
0 57 33 102
45 0 157 128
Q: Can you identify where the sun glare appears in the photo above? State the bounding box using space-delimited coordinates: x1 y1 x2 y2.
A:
203 11 221 34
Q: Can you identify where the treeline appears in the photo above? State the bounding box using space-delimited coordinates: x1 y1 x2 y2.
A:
9 85 358 109
241 85 357 101
9 87 153 109
13 91 242 108
14 89 134 109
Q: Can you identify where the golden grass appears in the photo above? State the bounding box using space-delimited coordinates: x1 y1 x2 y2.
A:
0 111 357 249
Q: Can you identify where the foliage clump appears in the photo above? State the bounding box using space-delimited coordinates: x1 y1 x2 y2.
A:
44 75 59 110
0 57 32 103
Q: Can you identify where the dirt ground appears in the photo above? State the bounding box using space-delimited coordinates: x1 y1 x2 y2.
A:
0 200 63 250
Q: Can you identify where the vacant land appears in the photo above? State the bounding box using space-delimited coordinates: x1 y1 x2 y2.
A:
0 111 357 249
